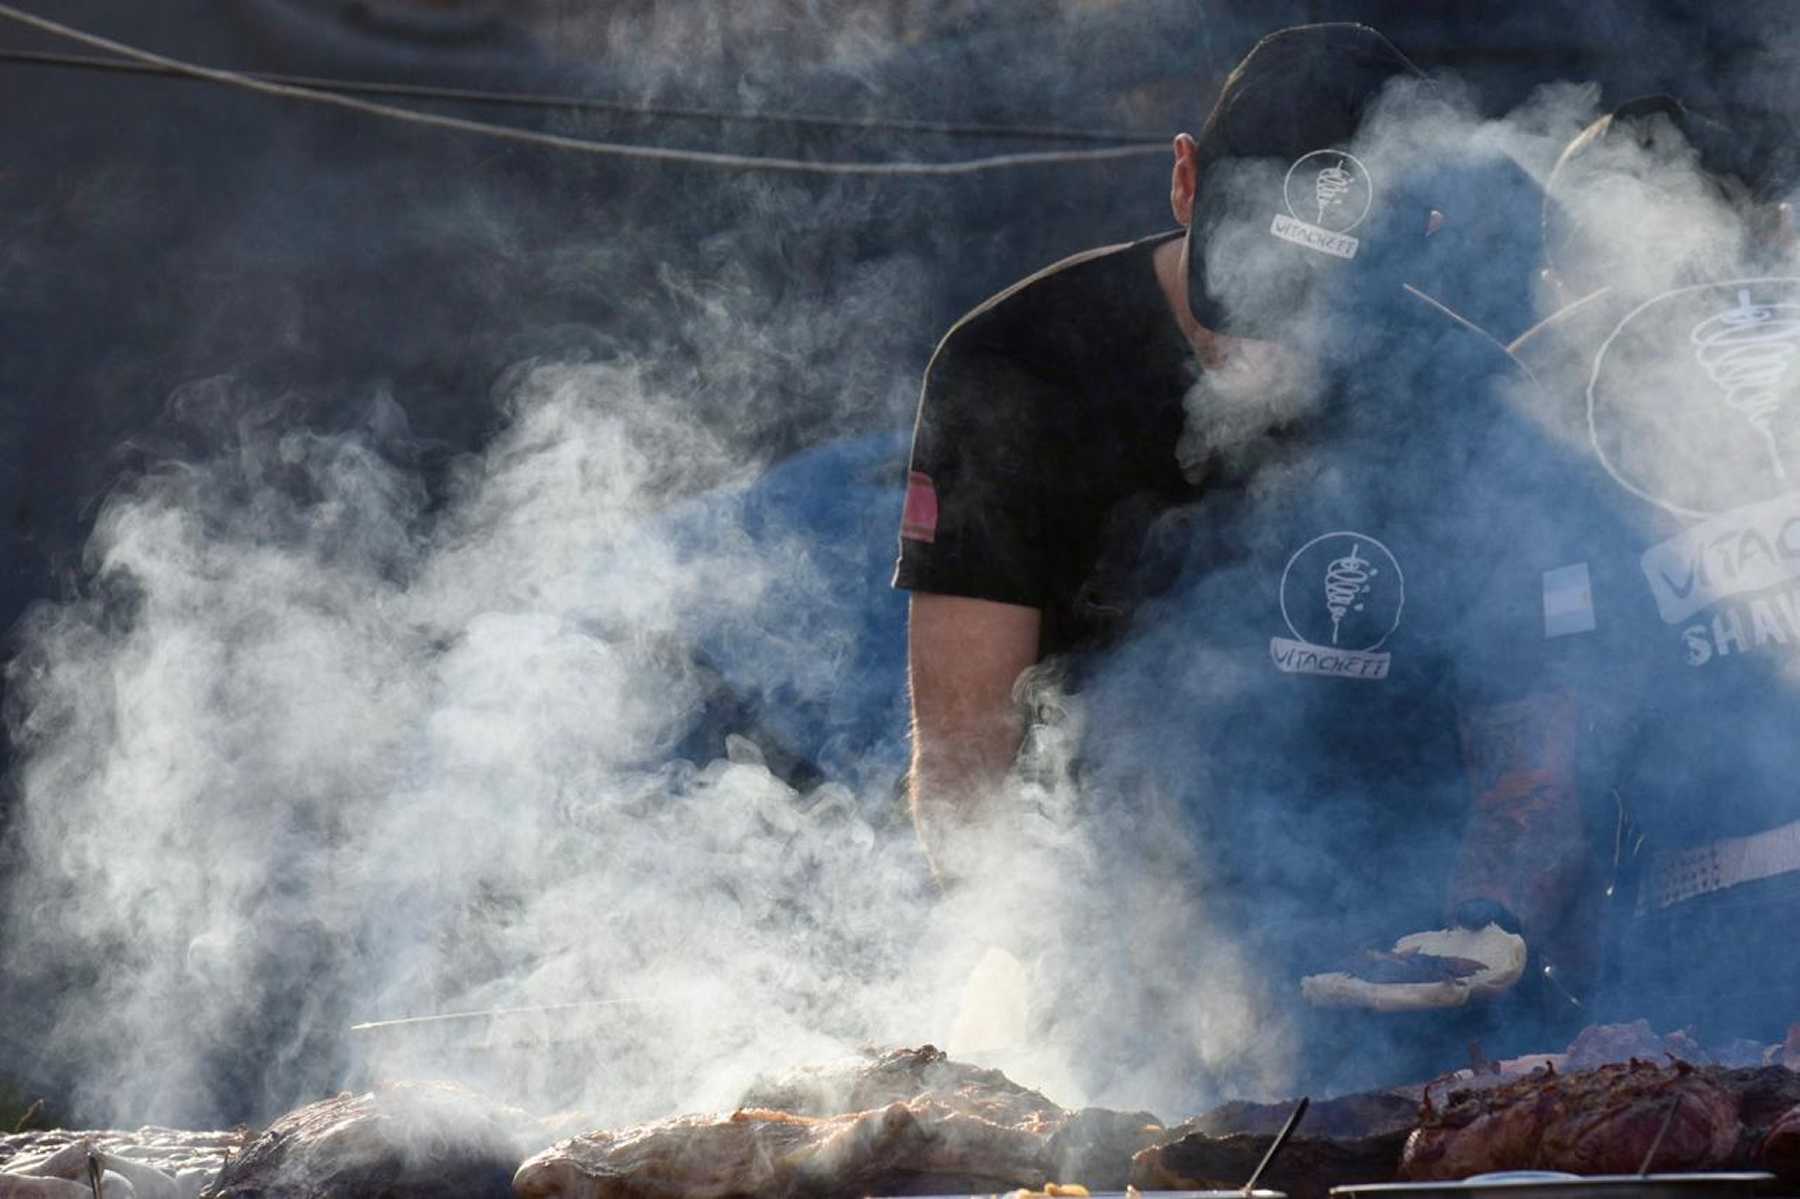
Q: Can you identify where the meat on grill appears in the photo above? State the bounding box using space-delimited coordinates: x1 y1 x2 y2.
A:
516 1046 1163 1198
1130 1130 1410 1199
1762 1104 1800 1177
1401 1060 1740 1178
3 1140 140 1198
512 1099 1055 1199
1182 1092 1420 1140
200 1081 537 1199
1 1128 247 1199
0 1174 132 1199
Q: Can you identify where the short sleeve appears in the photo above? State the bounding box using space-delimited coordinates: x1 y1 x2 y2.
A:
892 338 1059 609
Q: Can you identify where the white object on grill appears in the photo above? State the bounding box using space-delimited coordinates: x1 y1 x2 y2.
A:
1298 922 1527 1011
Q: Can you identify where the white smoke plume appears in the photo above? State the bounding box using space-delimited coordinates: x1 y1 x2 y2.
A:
4 356 914 1125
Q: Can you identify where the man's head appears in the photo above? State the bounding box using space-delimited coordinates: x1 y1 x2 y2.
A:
1171 23 1429 340
1542 96 1797 304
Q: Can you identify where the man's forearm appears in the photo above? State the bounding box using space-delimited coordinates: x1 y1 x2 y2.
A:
908 720 1024 885
905 591 1043 886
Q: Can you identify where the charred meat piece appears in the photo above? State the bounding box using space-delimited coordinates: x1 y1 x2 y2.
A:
201 1081 535 1199
1044 1108 1166 1191
1728 1065 1800 1159
512 1100 1053 1199
1130 1130 1410 1199
1402 1060 1740 1178
1179 1092 1419 1140
1762 1103 1800 1179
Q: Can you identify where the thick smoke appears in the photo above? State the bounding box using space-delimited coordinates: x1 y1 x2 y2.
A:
6 0 1800 1141
3 354 919 1125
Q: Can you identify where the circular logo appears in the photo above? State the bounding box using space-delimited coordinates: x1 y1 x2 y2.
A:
1283 150 1374 234
1588 277 1800 517
1279 531 1405 652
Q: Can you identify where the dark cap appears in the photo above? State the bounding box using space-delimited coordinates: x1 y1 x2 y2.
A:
1185 23 1430 336
1192 23 1426 183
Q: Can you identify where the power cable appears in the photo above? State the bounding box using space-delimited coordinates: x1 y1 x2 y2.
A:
0 5 1168 176
0 46 1166 147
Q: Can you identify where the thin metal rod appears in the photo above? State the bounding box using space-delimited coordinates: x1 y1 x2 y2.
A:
1243 1095 1310 1194
1638 1093 1683 1177
350 997 645 1033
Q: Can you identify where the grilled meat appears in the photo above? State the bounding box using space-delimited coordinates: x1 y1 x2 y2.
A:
1402 1060 1740 1177
201 1081 535 1199
2 1129 246 1199
518 1046 1162 1197
1130 1130 1409 1199
512 1100 1054 1199
1762 1104 1800 1177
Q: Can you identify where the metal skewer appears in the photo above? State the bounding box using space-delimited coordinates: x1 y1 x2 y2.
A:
1638 1093 1683 1177
1243 1095 1310 1195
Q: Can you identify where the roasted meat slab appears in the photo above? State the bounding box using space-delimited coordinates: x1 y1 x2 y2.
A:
1761 1104 1800 1177
1402 1061 1740 1178
1 1128 247 1199
516 1045 1163 1198
201 1081 536 1199
513 1099 1054 1199
1129 1130 1409 1199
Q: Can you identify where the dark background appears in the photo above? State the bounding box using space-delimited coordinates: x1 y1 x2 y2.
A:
3 0 1795 653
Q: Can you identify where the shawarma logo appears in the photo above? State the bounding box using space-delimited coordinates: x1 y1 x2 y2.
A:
1269 530 1404 679
1270 150 1373 261
1589 278 1800 519
1691 289 1800 486
1590 278 1800 667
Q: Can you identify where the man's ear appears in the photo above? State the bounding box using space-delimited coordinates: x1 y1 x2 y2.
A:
1170 133 1199 227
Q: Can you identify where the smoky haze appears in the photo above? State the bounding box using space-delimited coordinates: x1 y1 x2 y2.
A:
1 0 1798 1137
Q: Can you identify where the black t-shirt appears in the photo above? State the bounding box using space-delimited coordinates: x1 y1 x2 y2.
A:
892 231 1199 658
1514 278 1800 847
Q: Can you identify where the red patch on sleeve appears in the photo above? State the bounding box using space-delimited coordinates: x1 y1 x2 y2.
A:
902 470 938 543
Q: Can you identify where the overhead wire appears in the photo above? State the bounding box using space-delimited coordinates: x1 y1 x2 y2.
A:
0 4 1170 176
0 46 1166 147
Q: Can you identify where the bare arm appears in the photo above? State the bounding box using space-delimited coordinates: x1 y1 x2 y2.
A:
906 592 1042 885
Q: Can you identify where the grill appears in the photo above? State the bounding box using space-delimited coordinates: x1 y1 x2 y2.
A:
1333 1172 1777 1199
